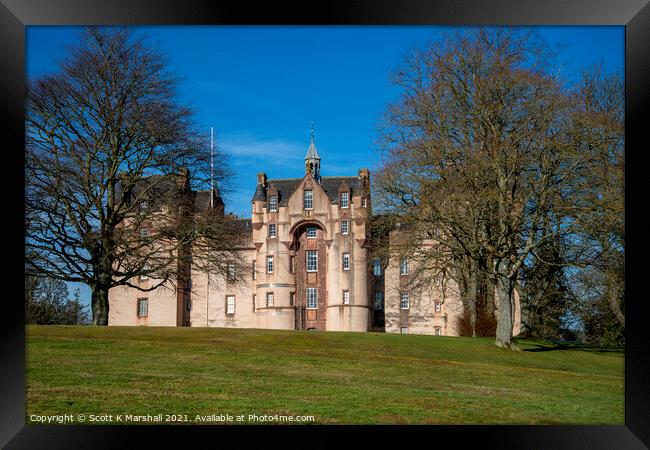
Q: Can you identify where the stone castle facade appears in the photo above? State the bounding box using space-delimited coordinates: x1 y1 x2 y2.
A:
108 136 521 336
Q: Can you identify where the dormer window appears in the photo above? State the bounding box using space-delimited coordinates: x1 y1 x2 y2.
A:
340 192 349 209
269 195 277 212
304 190 313 210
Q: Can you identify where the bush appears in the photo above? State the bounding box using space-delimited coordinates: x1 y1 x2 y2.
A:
455 308 497 337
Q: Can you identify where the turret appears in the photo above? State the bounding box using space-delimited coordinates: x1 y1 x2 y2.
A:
304 123 321 182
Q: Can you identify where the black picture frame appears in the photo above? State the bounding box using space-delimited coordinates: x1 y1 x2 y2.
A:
2 0 648 448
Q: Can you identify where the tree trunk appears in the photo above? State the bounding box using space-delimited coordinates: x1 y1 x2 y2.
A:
608 281 625 329
514 281 530 336
91 284 110 325
467 262 478 337
495 260 516 349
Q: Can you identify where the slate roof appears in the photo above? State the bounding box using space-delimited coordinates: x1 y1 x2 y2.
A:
115 174 179 209
252 183 267 202
116 174 224 213
232 217 253 233
193 189 225 212
252 175 365 206
305 141 321 160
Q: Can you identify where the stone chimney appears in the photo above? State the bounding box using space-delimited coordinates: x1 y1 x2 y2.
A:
358 168 370 189
176 167 190 190
257 172 267 186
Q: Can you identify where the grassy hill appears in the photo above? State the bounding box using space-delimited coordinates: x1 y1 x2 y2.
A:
26 325 624 425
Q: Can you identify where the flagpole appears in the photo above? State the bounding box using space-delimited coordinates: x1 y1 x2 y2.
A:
210 127 214 209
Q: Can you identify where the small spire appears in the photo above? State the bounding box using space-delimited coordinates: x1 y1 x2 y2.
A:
305 122 321 181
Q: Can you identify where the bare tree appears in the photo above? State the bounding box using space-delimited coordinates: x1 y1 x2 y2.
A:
572 69 625 330
25 27 238 325
376 28 609 348
25 277 90 325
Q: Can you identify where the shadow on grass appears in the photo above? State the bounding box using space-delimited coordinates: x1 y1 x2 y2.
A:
521 341 624 354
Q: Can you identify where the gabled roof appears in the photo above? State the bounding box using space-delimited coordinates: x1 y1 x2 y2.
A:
253 175 365 206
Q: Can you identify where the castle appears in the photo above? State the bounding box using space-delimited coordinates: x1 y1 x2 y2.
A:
108 134 521 336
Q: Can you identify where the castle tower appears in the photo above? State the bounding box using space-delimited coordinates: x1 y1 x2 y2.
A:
304 123 321 182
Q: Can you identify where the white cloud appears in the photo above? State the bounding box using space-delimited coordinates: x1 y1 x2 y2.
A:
219 133 305 164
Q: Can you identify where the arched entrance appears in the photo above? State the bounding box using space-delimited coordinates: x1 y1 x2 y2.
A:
290 220 328 331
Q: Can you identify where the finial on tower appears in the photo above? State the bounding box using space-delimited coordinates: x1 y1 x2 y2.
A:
310 121 315 144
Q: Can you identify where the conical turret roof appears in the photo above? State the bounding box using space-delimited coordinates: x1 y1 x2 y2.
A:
305 140 320 160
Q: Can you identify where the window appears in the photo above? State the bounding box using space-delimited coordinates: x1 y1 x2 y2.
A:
341 220 349 235
139 263 149 281
268 223 277 238
290 255 295 274
253 294 256 312
304 190 313 209
343 290 350 305
266 292 274 307
139 200 148 212
373 258 381 276
400 327 408 334
306 250 318 272
307 288 318 309
267 256 274 273
227 263 236 281
269 195 277 212
342 253 350 271
435 302 441 312
226 295 235 315
306 226 317 238
137 298 148 317
139 228 149 238
434 327 442 336
362 197 367 208
374 292 383 310
400 258 409 275
340 191 349 208
290 292 295 307
400 292 410 310
252 260 256 280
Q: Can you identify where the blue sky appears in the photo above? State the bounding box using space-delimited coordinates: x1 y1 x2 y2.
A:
26 25 624 307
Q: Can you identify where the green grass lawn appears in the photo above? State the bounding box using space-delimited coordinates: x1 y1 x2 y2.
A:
26 325 624 425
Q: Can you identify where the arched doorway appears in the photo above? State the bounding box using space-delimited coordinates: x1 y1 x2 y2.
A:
290 220 327 331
